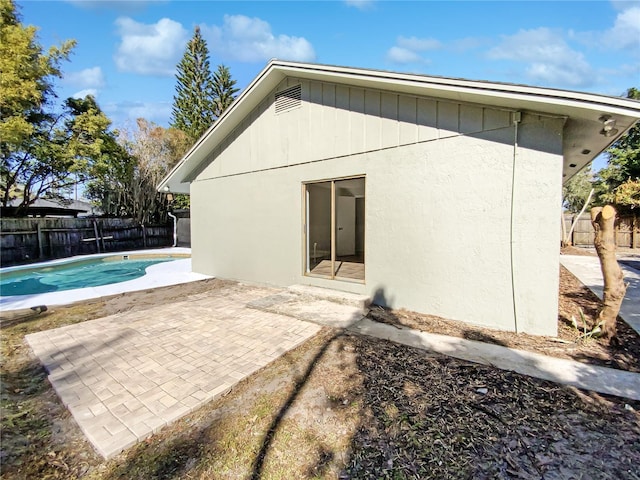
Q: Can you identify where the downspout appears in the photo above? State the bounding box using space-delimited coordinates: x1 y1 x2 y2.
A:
510 111 522 333
167 212 177 247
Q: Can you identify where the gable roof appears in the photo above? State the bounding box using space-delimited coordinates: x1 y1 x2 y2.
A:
159 60 640 194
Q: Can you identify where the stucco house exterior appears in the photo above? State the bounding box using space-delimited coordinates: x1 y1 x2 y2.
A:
159 60 640 336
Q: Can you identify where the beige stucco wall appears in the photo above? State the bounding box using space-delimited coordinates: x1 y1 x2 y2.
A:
191 78 563 336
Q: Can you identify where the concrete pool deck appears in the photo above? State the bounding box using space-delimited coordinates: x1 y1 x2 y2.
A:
0 248 210 312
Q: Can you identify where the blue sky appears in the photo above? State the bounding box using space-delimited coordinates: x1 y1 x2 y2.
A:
18 0 640 140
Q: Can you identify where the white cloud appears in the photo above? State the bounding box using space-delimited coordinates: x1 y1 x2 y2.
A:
201 15 315 63
605 6 640 50
397 36 441 52
487 28 593 87
386 35 440 64
609 0 638 12
71 88 98 99
103 100 172 126
386 47 423 64
345 0 374 10
64 67 105 88
570 5 639 53
114 17 188 76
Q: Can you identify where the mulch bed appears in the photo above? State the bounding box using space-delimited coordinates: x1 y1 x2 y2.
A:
342 333 640 479
368 265 640 373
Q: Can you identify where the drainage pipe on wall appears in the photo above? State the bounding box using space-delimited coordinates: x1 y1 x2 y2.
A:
168 212 177 247
510 111 522 334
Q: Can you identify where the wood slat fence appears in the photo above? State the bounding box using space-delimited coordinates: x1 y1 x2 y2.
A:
1 217 174 267
563 213 639 249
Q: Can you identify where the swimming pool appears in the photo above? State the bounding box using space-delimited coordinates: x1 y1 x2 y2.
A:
0 255 185 297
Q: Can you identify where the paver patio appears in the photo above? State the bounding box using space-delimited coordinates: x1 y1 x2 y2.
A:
25 284 322 458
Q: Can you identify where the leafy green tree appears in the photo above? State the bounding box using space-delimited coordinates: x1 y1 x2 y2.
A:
595 87 640 210
612 179 640 209
0 0 77 210
1 2 126 216
170 26 215 143
72 96 135 217
212 64 239 118
563 167 594 213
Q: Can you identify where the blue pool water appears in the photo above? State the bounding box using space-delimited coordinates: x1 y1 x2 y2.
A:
0 257 177 297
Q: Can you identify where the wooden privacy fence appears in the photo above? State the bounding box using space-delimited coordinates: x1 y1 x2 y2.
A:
563 212 639 248
1 217 173 267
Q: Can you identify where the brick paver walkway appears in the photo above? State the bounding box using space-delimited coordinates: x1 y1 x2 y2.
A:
26 285 321 458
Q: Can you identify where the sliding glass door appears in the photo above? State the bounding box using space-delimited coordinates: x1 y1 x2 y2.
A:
305 176 365 282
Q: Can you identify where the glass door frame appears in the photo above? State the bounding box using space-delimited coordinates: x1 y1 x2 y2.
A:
302 175 365 283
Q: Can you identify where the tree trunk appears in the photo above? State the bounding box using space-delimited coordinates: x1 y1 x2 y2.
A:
590 205 627 344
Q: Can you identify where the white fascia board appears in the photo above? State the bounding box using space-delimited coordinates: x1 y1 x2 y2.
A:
274 61 640 119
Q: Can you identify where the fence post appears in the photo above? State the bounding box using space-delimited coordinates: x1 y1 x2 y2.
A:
99 222 106 252
36 223 44 259
141 224 147 248
92 220 100 253
633 214 638 249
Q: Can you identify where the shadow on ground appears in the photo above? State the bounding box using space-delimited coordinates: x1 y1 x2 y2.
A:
92 287 640 479
4 284 640 479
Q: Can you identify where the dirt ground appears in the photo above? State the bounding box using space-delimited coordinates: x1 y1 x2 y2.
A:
1 270 640 479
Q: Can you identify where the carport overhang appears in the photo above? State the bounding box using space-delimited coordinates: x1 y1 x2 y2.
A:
158 60 640 194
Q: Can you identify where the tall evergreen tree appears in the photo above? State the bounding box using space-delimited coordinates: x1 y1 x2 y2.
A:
212 64 239 119
170 26 215 143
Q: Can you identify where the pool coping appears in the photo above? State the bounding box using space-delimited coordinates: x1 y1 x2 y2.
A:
0 248 212 312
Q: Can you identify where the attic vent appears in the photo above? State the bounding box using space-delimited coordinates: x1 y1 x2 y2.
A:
275 84 302 114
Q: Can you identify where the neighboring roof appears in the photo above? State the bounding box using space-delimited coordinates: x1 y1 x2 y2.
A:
159 60 640 194
1 205 87 218
5 198 101 217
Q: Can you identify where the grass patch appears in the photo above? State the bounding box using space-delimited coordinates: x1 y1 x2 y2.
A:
1 302 107 479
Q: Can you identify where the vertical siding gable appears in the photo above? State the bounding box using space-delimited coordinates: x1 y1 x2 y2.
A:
335 85 351 157
417 98 438 142
460 105 484 134
398 95 418 145
307 80 324 162
321 83 337 158
297 81 311 163
483 108 512 131
437 102 459 137
194 76 518 182
249 106 259 172
350 87 366 153
364 90 381 151
380 92 399 148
